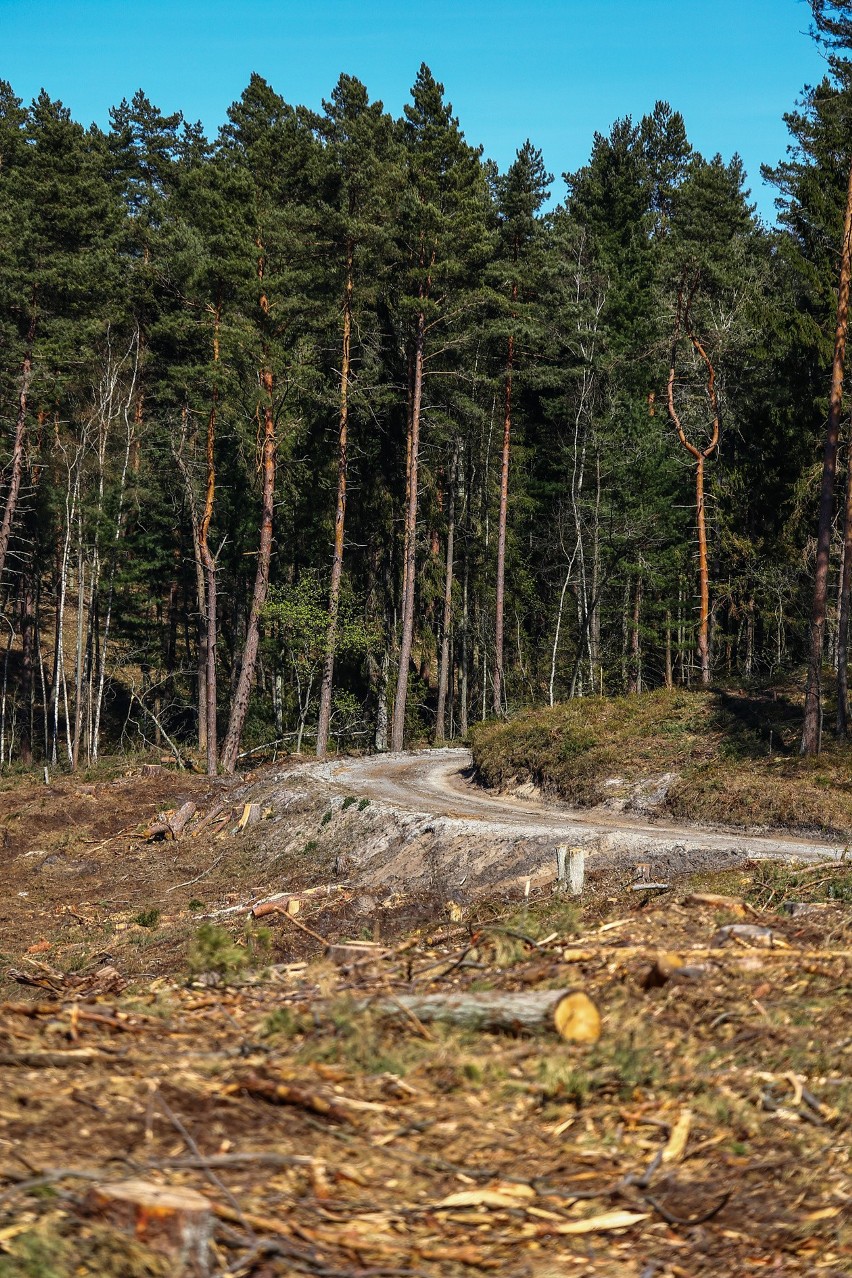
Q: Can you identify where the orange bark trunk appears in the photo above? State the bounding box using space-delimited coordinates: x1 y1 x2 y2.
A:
199 312 219 775
493 329 514 715
316 247 353 758
391 310 425 751
666 295 719 688
803 158 852 754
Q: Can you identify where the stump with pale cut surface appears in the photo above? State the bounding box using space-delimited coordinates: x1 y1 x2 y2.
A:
83 1179 213 1277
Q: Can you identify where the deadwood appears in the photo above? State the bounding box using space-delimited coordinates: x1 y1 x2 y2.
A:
365 989 601 1042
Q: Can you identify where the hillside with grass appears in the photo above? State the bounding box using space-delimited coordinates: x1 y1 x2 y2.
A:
470 688 852 840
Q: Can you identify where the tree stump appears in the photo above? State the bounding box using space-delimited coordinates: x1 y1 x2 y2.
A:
556 844 585 895
83 1179 213 1276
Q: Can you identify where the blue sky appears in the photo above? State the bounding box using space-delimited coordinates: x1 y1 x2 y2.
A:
0 0 829 221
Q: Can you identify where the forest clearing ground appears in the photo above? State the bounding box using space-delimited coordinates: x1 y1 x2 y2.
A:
0 749 849 1275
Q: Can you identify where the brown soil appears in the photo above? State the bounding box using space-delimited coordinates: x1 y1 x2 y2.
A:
0 762 850 1276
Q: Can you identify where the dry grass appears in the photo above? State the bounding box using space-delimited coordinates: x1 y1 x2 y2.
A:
470 686 852 837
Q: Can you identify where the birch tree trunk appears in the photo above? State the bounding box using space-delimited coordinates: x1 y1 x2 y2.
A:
0 318 35 588
71 536 85 771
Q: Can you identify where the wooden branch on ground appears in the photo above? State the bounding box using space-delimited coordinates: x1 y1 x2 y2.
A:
225 1074 355 1123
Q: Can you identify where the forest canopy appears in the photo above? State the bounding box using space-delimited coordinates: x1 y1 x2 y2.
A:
1 35 852 773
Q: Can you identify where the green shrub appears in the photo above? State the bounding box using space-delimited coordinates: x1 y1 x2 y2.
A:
134 907 160 929
188 924 248 978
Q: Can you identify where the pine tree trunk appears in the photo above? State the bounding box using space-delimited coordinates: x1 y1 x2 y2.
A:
220 378 275 775
802 158 852 754
836 444 852 736
391 310 425 752
667 300 719 693
696 455 711 685
200 376 218 775
317 245 353 758
434 439 458 742
493 331 514 716
459 517 469 738
590 453 601 687
194 541 207 755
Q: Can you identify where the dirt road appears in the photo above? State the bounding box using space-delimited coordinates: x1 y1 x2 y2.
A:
314 747 847 867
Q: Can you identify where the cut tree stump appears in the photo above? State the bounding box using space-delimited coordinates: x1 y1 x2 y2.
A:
327 941 388 966
367 990 601 1042
82 1179 213 1276
237 802 262 830
556 845 585 896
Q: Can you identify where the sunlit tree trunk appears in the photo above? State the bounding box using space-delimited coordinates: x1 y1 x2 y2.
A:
317 243 353 758
19 575 34 765
0 313 35 588
666 290 720 688
803 158 852 753
493 321 514 716
199 308 220 774
838 447 852 735
391 308 425 752
435 439 458 742
220 379 275 774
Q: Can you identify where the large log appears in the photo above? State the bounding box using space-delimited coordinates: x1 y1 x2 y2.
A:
82 1179 213 1276
368 990 601 1042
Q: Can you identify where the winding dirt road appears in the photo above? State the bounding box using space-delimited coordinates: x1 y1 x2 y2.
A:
316 747 846 866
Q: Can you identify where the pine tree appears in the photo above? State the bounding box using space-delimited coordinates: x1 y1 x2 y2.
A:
217 75 328 772
314 75 401 757
491 141 551 715
390 65 492 750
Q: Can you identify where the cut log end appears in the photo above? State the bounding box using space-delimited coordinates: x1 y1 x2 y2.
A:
552 991 601 1044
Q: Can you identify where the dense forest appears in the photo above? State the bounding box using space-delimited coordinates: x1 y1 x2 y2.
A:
4 4 852 774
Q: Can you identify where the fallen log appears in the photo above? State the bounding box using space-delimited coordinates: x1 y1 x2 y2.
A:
147 800 197 842
365 990 601 1043
81 1179 213 1276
